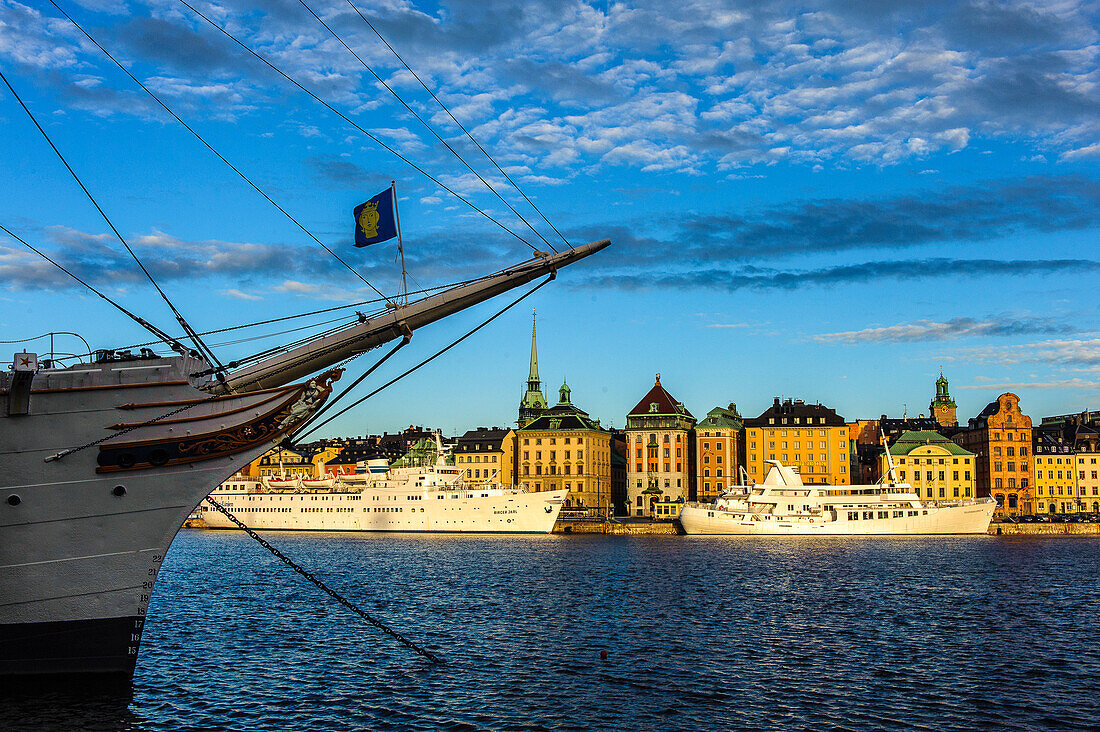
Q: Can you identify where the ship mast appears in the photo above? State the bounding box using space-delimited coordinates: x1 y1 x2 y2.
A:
211 239 610 395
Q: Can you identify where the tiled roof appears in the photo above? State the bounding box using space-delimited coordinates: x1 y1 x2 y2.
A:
627 377 693 419
455 427 510 452
888 430 973 456
520 412 604 432
698 404 742 429
744 397 845 427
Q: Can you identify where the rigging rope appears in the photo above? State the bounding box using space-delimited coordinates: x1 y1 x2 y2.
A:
342 0 572 251
0 223 189 355
297 0 558 253
0 69 225 377
203 496 441 664
289 332 411 441
178 0 538 252
110 276 481 356
50 1 386 301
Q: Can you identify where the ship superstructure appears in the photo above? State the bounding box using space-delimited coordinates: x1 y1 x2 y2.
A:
679 460 996 535
203 450 564 534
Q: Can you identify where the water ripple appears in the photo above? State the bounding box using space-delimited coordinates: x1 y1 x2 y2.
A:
6 533 1100 731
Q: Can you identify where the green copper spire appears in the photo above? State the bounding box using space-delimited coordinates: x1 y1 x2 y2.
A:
528 309 540 386
930 367 958 427
518 309 548 426
558 378 571 405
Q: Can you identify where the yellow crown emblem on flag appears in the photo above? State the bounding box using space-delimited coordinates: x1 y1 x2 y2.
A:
357 200 380 238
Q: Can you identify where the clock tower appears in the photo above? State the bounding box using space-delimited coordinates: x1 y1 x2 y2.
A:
930 369 958 428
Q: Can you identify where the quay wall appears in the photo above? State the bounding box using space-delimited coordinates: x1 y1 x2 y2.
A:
989 522 1100 536
553 519 680 535
182 515 1098 536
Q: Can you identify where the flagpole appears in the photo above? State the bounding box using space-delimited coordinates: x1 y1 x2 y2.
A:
392 180 408 305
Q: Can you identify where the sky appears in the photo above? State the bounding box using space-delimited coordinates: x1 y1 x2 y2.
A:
1 0 1098 438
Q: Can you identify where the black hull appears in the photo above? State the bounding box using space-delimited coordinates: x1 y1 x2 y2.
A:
0 616 143 680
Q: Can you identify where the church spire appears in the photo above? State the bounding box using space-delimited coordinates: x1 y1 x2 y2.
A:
528 309 540 386
518 309 548 427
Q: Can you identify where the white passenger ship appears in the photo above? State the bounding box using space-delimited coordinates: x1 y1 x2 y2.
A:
679 459 995 535
202 450 566 534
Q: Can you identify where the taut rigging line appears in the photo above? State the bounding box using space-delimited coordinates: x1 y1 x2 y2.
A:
0 223 189 356
0 69 226 379
340 0 573 250
296 0 559 253
177 0 541 252
49 0 386 302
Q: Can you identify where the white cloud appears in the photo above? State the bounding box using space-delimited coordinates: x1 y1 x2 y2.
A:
223 288 262 301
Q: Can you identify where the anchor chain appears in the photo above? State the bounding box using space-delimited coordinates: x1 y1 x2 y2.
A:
203 496 441 664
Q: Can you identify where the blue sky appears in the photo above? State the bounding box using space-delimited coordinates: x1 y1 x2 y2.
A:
1 0 1098 437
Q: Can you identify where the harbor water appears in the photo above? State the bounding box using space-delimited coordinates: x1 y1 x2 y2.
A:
9 531 1100 731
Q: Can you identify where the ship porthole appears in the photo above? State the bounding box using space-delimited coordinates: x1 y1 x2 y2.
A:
148 449 169 466
117 453 136 469
112 485 127 497
6 494 20 506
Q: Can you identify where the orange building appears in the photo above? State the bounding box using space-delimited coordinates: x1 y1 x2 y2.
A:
744 398 849 485
953 392 1033 515
695 404 743 502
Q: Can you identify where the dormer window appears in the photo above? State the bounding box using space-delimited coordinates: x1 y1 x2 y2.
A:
649 403 658 413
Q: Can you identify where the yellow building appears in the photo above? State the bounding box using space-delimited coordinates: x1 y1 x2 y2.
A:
518 381 613 514
883 430 975 500
253 446 312 478
1033 421 1100 514
454 427 516 487
695 403 743 502
311 446 342 477
953 393 1033 515
625 374 696 517
1076 448 1100 514
744 398 849 485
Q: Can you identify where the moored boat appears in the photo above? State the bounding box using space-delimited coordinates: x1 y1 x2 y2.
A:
203 433 564 533
679 460 996 535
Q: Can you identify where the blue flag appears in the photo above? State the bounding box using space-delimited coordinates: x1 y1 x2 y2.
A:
353 188 397 247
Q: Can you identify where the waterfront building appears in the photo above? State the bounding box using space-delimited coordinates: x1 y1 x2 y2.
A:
856 414 950 483
1033 427 1078 514
392 436 451 467
610 430 628 516
518 381 613 513
1075 426 1100 513
254 446 311 478
848 419 882 483
1033 420 1100 514
625 374 696 517
953 393 1033 515
373 426 439 462
308 445 343 477
744 398 848 485
454 427 517 487
883 430 975 500
322 437 384 476
879 414 945 441
929 370 959 427
517 311 549 428
695 403 744 502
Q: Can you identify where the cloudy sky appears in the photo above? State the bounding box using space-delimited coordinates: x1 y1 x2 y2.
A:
2 0 1098 436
